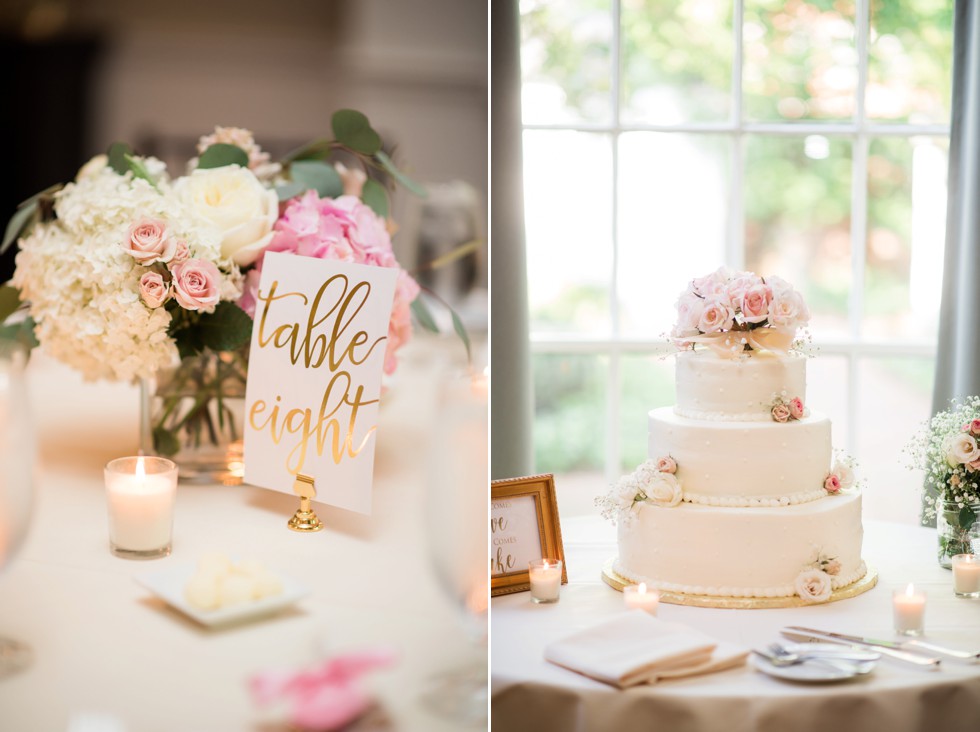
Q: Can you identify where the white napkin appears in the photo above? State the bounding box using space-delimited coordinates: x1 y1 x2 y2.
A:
544 610 747 688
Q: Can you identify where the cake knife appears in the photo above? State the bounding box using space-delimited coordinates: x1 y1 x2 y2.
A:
780 627 941 668
786 625 980 662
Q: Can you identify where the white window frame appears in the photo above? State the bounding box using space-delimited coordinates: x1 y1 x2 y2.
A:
523 0 947 485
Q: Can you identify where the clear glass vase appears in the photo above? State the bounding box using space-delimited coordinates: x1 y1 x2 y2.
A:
936 499 980 568
140 348 248 485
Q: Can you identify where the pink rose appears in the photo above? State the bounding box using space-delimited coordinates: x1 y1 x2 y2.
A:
768 288 811 330
824 559 842 576
727 272 763 306
739 284 772 324
139 271 169 308
697 297 735 334
789 397 805 420
969 460 980 472
690 267 731 298
771 403 791 423
971 419 980 434
170 240 190 265
655 456 677 474
795 569 832 603
171 258 221 312
824 474 842 493
122 218 176 264
673 291 705 338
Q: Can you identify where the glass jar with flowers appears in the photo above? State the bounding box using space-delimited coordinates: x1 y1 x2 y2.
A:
907 396 980 567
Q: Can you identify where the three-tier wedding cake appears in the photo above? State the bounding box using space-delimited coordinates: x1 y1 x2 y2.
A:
600 268 870 606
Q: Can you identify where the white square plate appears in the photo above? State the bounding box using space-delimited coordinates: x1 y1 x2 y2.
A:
135 562 310 628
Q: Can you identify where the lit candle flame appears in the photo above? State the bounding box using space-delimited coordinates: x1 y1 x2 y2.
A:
638 582 647 595
905 583 915 597
135 456 146 481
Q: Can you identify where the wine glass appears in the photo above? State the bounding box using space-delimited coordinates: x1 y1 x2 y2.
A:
0 341 36 674
422 362 488 723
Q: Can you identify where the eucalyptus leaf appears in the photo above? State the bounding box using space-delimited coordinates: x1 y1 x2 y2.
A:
197 302 254 352
375 150 427 198
290 160 343 198
124 154 159 191
0 285 22 324
361 179 389 218
959 505 977 530
450 306 472 363
410 297 439 333
107 142 133 175
276 181 307 202
198 143 249 170
1 201 37 255
332 109 382 155
0 316 38 351
282 138 334 163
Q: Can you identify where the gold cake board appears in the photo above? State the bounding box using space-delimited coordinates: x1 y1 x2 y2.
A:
602 558 878 609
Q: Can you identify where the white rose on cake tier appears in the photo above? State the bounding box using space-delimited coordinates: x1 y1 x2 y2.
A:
174 165 279 267
794 569 833 603
646 473 683 507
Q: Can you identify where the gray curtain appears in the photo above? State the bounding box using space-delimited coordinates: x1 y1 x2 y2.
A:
490 1 534 479
927 0 980 521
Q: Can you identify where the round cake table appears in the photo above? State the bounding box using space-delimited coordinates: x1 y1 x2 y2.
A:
491 516 980 732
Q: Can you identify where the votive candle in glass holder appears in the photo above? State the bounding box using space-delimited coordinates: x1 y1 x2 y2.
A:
952 554 980 598
624 582 660 615
528 559 562 604
892 583 926 636
104 456 178 559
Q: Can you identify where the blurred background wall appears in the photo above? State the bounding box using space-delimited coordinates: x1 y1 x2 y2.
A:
0 0 487 325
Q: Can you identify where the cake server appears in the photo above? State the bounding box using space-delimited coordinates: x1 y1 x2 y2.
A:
780 627 941 668
785 626 979 662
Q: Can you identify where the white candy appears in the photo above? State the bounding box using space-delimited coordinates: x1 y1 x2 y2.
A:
183 554 283 611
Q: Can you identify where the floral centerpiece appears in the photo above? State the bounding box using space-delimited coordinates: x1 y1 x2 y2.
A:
907 396 980 566
0 112 467 480
670 266 810 356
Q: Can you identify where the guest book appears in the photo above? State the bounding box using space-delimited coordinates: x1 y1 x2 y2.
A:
243 251 397 514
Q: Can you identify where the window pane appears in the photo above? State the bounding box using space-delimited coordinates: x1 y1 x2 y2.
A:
743 0 857 121
619 353 675 471
864 137 947 341
520 0 614 125
618 132 730 337
621 0 733 124
856 358 934 525
807 354 850 448
744 135 852 338
868 1 953 124
533 353 608 514
524 130 613 335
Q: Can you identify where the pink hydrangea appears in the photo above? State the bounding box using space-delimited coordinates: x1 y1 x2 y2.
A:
239 190 418 374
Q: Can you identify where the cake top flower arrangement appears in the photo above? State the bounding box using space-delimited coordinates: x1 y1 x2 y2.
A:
670 266 811 357
0 111 463 383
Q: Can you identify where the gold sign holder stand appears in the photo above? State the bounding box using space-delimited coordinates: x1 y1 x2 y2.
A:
287 474 323 532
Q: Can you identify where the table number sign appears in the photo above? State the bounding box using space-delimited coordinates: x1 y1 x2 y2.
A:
243 251 397 515
491 474 567 596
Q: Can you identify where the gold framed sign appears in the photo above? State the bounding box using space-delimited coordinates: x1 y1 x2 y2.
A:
491 473 567 597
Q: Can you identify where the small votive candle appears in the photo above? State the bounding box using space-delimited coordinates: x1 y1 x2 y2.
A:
104 456 178 559
893 583 926 636
528 559 563 604
952 554 980 598
623 582 660 615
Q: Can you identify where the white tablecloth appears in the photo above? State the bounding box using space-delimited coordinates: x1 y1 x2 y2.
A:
491 516 980 732
0 339 485 732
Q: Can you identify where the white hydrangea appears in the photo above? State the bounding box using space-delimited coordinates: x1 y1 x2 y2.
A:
13 165 243 382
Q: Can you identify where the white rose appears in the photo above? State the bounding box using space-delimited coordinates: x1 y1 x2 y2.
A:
832 461 855 490
674 291 705 336
768 288 810 330
174 165 278 266
947 433 980 466
795 569 832 603
646 473 683 507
